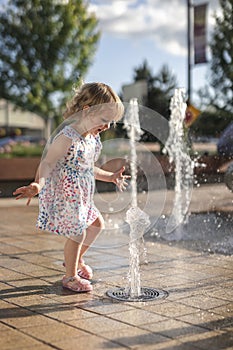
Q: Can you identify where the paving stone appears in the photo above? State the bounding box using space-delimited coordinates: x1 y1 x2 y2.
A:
0 328 46 350
0 186 232 350
22 323 89 342
210 302 233 317
139 318 208 339
108 308 168 326
178 330 233 350
98 326 171 349
177 294 230 310
73 297 133 315
177 310 232 331
53 333 129 350
143 301 200 318
42 306 100 322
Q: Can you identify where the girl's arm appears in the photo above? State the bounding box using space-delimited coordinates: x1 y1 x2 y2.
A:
13 134 71 205
94 166 130 192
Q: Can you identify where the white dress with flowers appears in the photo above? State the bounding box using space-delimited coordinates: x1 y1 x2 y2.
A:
36 125 102 237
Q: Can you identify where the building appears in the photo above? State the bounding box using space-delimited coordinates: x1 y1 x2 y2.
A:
0 99 45 137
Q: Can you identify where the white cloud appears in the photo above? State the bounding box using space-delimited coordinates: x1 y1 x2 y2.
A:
88 0 220 57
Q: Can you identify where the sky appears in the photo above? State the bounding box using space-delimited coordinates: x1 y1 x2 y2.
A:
0 0 220 104
85 0 220 103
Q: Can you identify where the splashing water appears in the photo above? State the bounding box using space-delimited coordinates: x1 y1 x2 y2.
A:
124 98 150 298
163 88 194 237
124 98 143 207
125 207 151 297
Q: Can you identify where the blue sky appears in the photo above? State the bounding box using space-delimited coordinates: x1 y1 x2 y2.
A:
0 0 220 103
86 0 220 102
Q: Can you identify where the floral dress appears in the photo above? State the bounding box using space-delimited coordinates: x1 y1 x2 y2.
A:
36 125 102 237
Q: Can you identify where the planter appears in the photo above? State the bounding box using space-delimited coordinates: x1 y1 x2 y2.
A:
0 157 40 197
0 157 40 181
0 154 230 198
194 155 231 175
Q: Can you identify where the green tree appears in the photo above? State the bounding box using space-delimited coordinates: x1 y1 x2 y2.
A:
191 110 230 138
123 60 177 143
133 60 178 120
198 0 233 120
0 0 100 129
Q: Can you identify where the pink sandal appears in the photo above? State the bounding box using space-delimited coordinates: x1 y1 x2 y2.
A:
63 260 93 280
62 275 93 293
78 259 93 280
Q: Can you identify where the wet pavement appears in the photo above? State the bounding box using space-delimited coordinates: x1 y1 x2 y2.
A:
0 183 233 350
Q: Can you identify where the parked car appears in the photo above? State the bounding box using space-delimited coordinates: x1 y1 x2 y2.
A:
224 162 233 192
217 123 233 191
217 122 233 157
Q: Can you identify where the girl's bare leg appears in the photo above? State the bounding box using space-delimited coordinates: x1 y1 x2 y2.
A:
64 234 85 278
79 215 105 262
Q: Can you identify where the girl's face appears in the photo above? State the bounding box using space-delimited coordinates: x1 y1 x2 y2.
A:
85 104 117 136
89 115 111 136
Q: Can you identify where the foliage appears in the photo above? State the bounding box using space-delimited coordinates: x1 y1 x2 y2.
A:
190 110 231 137
0 143 43 158
120 60 178 142
0 0 100 126
133 60 178 120
198 0 233 123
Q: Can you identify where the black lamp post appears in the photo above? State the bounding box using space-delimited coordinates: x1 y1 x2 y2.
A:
187 0 193 104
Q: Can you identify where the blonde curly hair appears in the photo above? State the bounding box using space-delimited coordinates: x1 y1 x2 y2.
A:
63 82 124 121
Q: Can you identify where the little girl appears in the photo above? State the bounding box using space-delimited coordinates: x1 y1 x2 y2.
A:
13 82 129 293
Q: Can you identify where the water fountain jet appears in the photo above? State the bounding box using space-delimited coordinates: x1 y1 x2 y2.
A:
163 88 194 238
106 98 168 302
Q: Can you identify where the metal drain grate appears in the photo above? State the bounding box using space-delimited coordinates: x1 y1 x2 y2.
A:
106 287 168 302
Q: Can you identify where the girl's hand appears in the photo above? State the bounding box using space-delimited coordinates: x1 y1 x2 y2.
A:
112 166 130 192
13 182 40 206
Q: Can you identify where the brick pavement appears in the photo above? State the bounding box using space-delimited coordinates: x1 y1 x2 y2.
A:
0 184 232 350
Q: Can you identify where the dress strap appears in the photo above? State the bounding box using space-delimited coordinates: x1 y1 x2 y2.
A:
62 125 83 141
